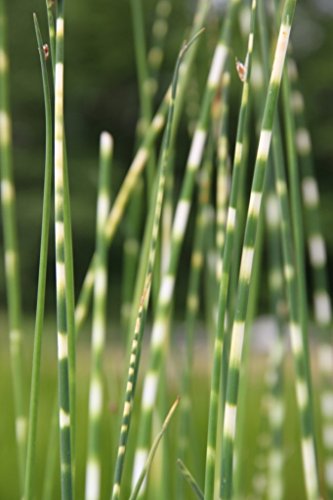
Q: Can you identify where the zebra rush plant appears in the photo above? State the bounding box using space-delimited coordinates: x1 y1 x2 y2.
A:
1 0 333 498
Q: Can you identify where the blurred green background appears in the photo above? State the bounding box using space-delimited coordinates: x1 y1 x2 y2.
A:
0 1 333 498
0 0 333 314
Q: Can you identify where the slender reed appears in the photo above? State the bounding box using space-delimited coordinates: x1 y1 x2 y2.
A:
85 132 113 500
219 1 301 497
45 0 55 76
204 0 256 495
215 69 231 280
23 15 53 500
54 1 73 497
74 95 168 334
110 32 202 499
132 2 237 492
121 0 154 337
75 0 209 339
288 57 333 495
0 0 26 492
257 0 320 495
147 0 172 98
125 0 209 365
177 144 212 499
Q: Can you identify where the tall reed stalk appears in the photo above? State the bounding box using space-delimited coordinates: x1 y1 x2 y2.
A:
0 0 26 493
85 132 113 500
54 1 73 497
111 30 203 499
219 1 302 498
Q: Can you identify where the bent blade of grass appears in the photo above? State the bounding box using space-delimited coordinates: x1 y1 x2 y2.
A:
177 459 204 500
129 397 180 500
0 0 27 492
111 31 204 500
24 14 53 500
219 1 300 498
85 132 113 500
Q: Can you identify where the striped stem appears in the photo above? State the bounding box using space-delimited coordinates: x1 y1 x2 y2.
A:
74 95 168 334
110 33 199 499
265 187 286 500
220 2 299 498
24 15 53 500
45 0 55 77
282 64 312 385
131 4 238 494
54 2 73 498
0 0 26 491
85 132 113 500
121 0 155 337
147 0 172 98
204 1 256 496
215 69 231 280
288 57 333 495
257 0 320 496
176 144 212 499
75 0 209 339
124 0 209 351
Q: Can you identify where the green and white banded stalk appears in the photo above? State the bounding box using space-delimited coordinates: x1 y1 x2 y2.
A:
85 132 113 500
74 95 168 334
111 31 201 499
75 0 209 340
0 0 26 492
147 0 172 98
177 145 212 499
204 0 255 496
54 2 73 497
265 189 286 500
257 0 320 495
220 2 302 498
131 4 237 493
215 69 231 280
288 57 333 495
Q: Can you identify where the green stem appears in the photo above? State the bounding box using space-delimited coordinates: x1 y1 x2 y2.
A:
220 2 299 497
24 15 53 500
0 0 26 492
85 132 113 500
54 1 73 497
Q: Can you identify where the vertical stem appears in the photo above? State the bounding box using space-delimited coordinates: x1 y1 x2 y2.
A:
132 4 236 494
220 2 299 498
85 132 113 500
0 0 26 492
111 32 199 499
288 58 333 496
205 0 255 496
54 2 73 498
